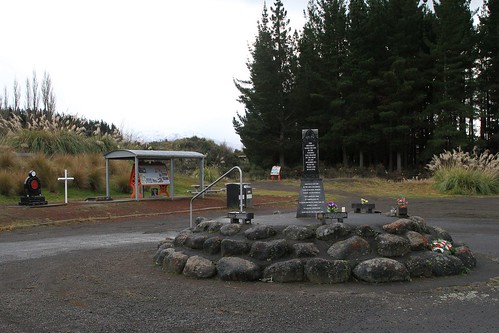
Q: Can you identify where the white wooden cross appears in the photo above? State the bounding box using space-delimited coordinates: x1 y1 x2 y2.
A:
58 169 74 204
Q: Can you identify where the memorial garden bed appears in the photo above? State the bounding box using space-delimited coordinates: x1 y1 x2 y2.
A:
154 216 477 284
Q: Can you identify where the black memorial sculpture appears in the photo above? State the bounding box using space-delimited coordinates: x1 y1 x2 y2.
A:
19 170 48 206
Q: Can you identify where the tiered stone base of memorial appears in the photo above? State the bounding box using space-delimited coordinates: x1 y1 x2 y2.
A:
153 217 476 284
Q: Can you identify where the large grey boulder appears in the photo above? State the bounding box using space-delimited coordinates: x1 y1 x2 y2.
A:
283 225 316 240
376 234 411 257
249 239 289 261
182 255 217 279
194 221 224 233
426 226 453 242
316 223 353 241
263 259 304 282
429 252 466 276
244 225 277 240
353 258 410 283
453 245 476 269
217 257 261 281
304 258 351 284
405 231 429 251
402 252 436 277
173 229 192 246
153 240 175 265
327 235 370 260
220 223 241 236
220 239 250 257
203 236 224 255
403 251 467 277
184 234 208 250
154 247 175 266
293 243 320 258
163 251 189 274
382 217 427 235
355 224 379 238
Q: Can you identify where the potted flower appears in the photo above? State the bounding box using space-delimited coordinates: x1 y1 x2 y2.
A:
318 200 347 223
327 201 338 213
396 196 408 217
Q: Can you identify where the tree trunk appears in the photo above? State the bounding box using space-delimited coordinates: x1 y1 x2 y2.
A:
342 145 348 167
397 151 402 173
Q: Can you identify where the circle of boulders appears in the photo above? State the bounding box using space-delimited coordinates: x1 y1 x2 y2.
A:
153 216 477 284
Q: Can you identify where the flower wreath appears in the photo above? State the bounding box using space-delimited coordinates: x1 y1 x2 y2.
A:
431 239 455 254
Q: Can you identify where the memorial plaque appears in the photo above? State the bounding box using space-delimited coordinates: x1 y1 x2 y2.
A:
302 129 319 179
297 129 325 217
296 178 326 217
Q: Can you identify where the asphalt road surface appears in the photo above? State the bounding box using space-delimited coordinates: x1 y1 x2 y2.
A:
1 207 498 333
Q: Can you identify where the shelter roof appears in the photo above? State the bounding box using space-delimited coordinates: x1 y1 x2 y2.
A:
104 149 205 160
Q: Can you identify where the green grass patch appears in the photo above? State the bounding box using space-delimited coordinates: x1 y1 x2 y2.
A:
322 177 444 199
433 168 499 195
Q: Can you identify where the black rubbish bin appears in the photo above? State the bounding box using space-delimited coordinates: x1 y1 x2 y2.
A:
226 183 253 209
226 183 240 208
243 184 253 208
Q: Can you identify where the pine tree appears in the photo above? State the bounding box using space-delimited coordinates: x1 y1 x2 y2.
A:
477 0 499 150
427 0 476 153
234 0 298 168
373 0 426 171
341 0 376 167
294 0 349 166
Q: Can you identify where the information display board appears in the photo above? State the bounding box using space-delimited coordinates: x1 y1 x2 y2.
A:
129 163 170 198
138 163 170 185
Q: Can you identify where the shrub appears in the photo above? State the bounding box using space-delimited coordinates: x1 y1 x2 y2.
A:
192 166 221 183
0 169 15 196
427 147 499 195
88 167 104 192
113 173 132 194
0 146 17 169
433 168 499 195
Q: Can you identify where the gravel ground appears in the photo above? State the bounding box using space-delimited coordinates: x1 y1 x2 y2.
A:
1 183 499 333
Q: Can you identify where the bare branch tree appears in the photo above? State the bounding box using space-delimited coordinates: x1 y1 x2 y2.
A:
25 78 32 110
13 79 21 111
41 71 56 116
3 86 9 110
31 70 40 112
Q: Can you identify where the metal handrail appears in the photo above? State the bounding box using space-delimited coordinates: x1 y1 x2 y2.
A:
189 166 243 228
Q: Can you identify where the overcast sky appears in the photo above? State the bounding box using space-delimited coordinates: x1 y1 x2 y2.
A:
0 0 484 149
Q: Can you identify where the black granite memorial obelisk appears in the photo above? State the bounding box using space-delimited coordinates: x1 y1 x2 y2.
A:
296 129 326 217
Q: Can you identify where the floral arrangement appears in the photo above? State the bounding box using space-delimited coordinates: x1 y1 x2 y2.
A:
431 239 455 254
361 198 369 204
396 197 408 208
327 201 338 213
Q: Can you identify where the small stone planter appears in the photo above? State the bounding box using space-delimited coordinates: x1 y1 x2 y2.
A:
316 212 348 223
397 206 408 217
351 203 375 213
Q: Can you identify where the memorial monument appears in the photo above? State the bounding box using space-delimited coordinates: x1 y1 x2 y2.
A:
296 129 326 217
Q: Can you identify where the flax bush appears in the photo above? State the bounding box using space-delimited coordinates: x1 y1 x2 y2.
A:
427 147 499 195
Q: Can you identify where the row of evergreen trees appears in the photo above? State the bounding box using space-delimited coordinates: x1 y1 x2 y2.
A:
234 0 498 172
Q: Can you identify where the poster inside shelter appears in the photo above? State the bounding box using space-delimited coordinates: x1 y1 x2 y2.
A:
138 164 170 185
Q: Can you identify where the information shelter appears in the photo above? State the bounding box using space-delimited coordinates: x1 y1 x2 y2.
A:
104 149 205 201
